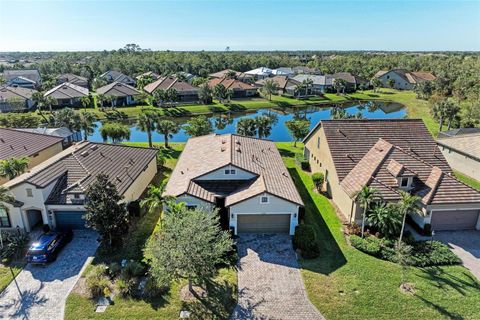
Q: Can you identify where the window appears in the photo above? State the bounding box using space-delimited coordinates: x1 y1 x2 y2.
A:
224 169 230 175
400 177 409 187
73 194 80 199
26 188 33 197
230 169 236 174
0 208 11 227
260 196 269 204
317 137 321 149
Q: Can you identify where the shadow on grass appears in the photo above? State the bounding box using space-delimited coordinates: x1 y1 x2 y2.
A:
208 105 227 113
276 145 296 158
416 267 480 296
157 146 182 160
225 104 247 112
164 107 191 117
414 294 464 320
272 101 293 108
288 168 346 275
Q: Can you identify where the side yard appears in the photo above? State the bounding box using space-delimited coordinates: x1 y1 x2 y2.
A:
0 265 22 293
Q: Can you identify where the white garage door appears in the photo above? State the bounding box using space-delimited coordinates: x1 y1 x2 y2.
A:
237 214 290 234
431 210 479 231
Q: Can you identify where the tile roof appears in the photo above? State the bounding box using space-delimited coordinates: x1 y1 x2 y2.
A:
437 133 480 161
96 81 140 97
293 74 334 86
0 86 36 101
136 71 161 80
245 67 273 76
0 128 63 160
4 70 41 84
255 76 300 90
164 134 303 206
13 127 76 139
207 78 257 91
99 71 135 85
44 82 89 99
374 69 436 84
143 76 199 94
437 128 480 138
208 69 242 79
55 74 88 87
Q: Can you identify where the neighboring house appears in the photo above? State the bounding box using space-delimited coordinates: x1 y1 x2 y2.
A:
330 72 368 91
3 69 42 89
374 69 436 90
164 134 304 235
96 82 141 106
0 128 64 184
55 73 89 88
14 127 82 148
99 70 136 86
292 66 320 75
136 71 161 81
44 82 89 107
255 76 300 95
303 119 480 232
173 71 195 83
244 67 273 80
293 74 334 94
207 77 257 98
1 142 157 232
437 129 480 181
143 76 199 102
272 67 294 77
208 69 254 83
0 86 36 112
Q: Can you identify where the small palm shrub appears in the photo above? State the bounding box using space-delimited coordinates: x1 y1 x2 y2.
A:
293 224 320 259
86 264 110 298
121 261 146 280
366 202 402 239
311 172 324 192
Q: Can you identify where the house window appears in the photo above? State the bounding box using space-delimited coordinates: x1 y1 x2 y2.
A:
230 169 236 175
260 196 269 204
26 188 33 197
400 177 409 188
0 208 11 227
317 137 320 149
224 169 230 175
73 194 80 199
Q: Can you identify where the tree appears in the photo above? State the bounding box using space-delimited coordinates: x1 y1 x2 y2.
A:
54 108 81 131
213 84 229 103
184 115 213 137
414 81 434 100
145 205 233 293
444 99 461 130
79 111 97 140
44 96 57 113
140 180 171 228
92 78 107 90
387 78 396 89
285 119 310 147
107 95 117 108
255 115 274 139
165 88 178 105
370 77 382 93
394 241 413 292
333 78 347 95
355 186 379 238
84 174 129 246
397 190 420 243
96 94 107 108
0 157 30 180
367 202 402 238
461 95 480 128
430 98 459 131
312 172 324 192
80 96 91 110
137 110 159 148
225 70 237 79
260 79 279 101
302 79 314 96
236 118 257 137
198 85 213 104
100 122 131 143
153 89 167 107
156 119 179 148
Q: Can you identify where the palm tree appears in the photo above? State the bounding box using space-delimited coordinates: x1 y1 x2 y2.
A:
261 79 279 101
80 96 91 110
397 190 420 243
370 77 382 93
255 115 273 139
153 89 166 107
100 122 130 143
333 78 347 95
236 118 257 136
431 99 449 132
355 186 379 237
367 202 402 238
198 85 213 104
0 186 14 208
140 181 171 228
96 94 107 108
44 96 57 113
79 111 97 140
0 157 30 180
137 110 159 148
445 99 461 130
156 119 180 148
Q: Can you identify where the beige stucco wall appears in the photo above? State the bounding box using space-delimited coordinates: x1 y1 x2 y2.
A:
122 157 158 202
439 145 480 181
378 71 413 90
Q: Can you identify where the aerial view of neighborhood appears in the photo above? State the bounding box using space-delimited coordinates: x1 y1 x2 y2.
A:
0 0 479 319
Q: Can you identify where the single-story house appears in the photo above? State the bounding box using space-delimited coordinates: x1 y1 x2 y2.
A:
303 119 480 232
0 86 36 112
44 82 89 107
272 67 294 77
207 77 257 98
14 127 82 148
55 73 89 88
374 69 436 90
208 69 254 83
96 82 141 106
1 142 158 232
244 67 273 80
330 72 368 91
0 128 64 183
292 66 320 75
437 129 480 181
3 69 42 89
99 70 136 86
255 76 300 95
292 74 334 94
164 134 304 235
136 71 161 81
143 76 199 102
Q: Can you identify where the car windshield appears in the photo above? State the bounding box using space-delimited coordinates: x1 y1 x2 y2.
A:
28 249 46 255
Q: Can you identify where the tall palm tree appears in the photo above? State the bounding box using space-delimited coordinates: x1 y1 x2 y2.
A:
236 118 257 137
261 79 279 101
156 119 179 148
255 115 273 139
0 157 30 180
140 181 171 228
431 99 449 132
355 186 379 237
44 96 57 113
137 111 158 148
445 100 461 130
79 111 97 140
80 96 91 111
397 190 420 243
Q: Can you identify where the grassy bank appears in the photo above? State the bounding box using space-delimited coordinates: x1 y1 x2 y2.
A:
454 170 480 191
0 264 22 293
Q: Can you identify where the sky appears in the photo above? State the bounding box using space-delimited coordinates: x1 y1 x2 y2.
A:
0 0 479 52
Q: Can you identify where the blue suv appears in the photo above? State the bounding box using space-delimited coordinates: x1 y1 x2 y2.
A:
26 230 73 264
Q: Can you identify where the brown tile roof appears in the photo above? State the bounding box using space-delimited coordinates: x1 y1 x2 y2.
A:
96 82 140 97
374 69 436 84
55 74 88 87
208 69 242 79
164 134 303 206
437 133 480 161
255 76 300 90
143 76 199 94
0 128 63 160
207 78 257 91
44 82 89 99
136 71 161 80
0 86 36 101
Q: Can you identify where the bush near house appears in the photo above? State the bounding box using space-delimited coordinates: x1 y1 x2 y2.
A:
311 172 324 192
293 224 320 259
295 153 310 171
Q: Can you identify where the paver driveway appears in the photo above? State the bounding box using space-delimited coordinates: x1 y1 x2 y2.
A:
0 230 98 320
231 234 324 320
435 230 480 280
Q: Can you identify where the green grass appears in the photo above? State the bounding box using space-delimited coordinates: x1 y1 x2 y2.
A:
0 264 22 293
277 143 480 320
454 170 480 191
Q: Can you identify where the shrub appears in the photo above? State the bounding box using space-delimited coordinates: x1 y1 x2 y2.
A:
142 277 169 298
121 261 146 280
86 265 110 298
295 154 310 171
311 172 325 192
116 278 138 297
294 224 320 259
0 232 29 262
127 201 141 217
107 262 121 278
350 235 382 257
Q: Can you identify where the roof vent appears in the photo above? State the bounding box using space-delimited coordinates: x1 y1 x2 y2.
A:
181 170 184 174
10 145 14 150
236 147 241 152
221 146 226 152
23 145 28 150
80 151 89 157
235 139 240 145
0 138 4 143
116 176 122 182
99 151 104 157
90 145 98 151
221 139 227 144
337 129 346 137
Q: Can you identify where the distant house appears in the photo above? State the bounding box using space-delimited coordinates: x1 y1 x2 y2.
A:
244 67 273 80
255 76 300 95
437 129 480 181
0 86 36 112
55 73 89 88
209 69 254 83
173 71 195 83
330 72 368 91
3 69 42 89
99 70 136 86
96 82 141 106
207 78 257 98
136 71 161 81
292 74 334 94
44 83 89 107
374 69 436 90
143 76 199 102
292 66 320 75
272 67 294 77
14 127 83 148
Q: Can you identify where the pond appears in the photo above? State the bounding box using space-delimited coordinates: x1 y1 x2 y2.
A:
88 101 406 142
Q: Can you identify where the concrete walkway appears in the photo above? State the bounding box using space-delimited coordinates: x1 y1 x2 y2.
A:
231 234 324 320
0 230 98 320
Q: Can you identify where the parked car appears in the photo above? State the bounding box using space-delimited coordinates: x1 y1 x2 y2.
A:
26 230 73 264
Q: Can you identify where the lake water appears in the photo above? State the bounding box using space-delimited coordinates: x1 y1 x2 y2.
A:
88 101 406 142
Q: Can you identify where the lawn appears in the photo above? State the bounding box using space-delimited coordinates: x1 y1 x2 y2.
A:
64 143 237 320
277 142 480 320
0 264 22 293
454 170 480 191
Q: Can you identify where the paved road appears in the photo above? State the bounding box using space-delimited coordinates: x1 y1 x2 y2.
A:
435 230 480 280
231 233 324 320
0 230 98 320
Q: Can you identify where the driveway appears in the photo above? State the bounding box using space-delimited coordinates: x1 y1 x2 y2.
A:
0 230 99 320
435 231 480 280
231 234 324 320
